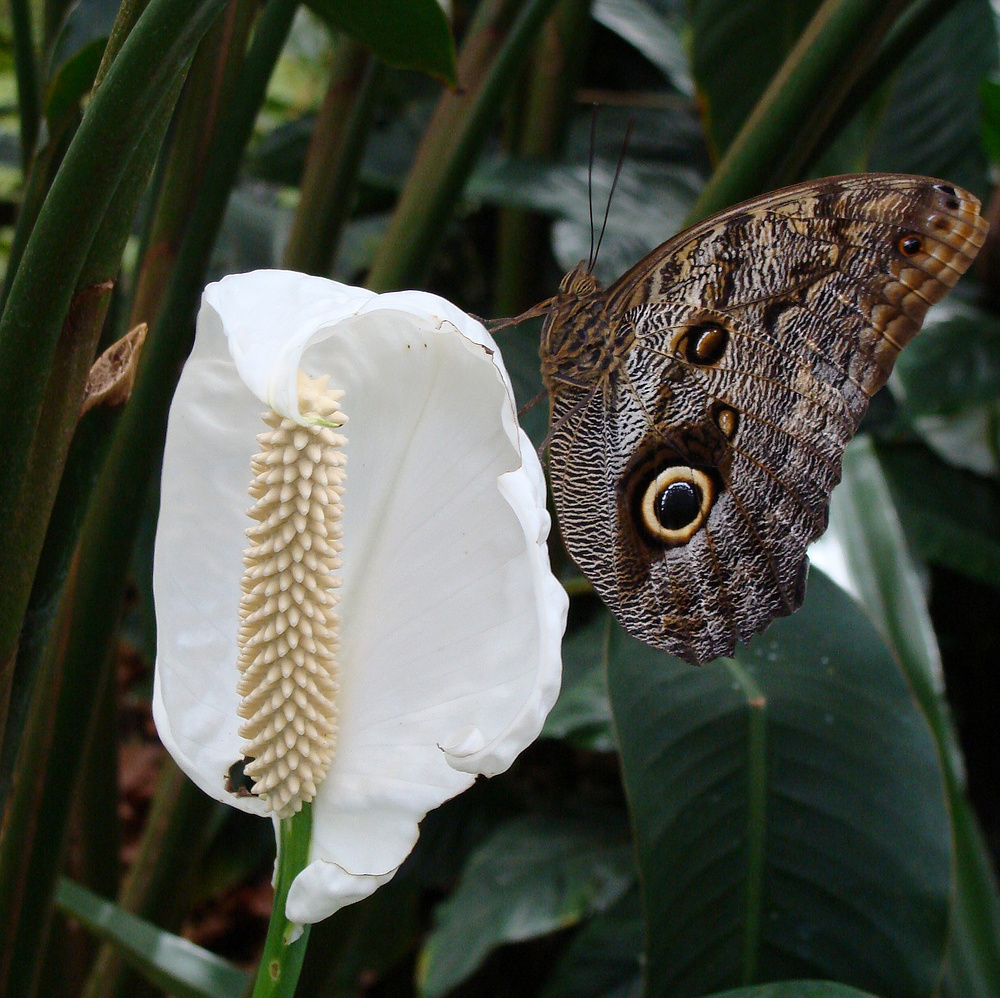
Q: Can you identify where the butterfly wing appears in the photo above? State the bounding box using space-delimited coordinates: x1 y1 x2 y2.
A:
546 174 987 664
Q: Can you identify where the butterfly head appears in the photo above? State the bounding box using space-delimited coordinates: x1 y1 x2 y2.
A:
559 262 601 299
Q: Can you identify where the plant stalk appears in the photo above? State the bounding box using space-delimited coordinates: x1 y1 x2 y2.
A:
365 0 561 291
687 0 915 223
250 807 314 998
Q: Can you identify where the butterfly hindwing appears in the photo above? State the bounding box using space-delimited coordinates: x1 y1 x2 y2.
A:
542 174 988 664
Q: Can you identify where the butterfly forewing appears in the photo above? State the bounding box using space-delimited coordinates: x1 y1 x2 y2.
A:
542 174 988 665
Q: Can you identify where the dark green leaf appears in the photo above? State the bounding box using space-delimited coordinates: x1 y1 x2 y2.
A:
418 814 635 997
45 0 120 123
610 571 951 998
298 878 422 996
303 0 456 83
542 613 615 751
708 984 884 998
688 0 822 158
469 152 702 286
942 789 1000 997
878 443 1000 590
980 77 1000 167
54 879 250 998
868 0 995 198
828 438 945 710
591 0 692 94
893 301 1000 418
540 890 644 998
824 440 1000 998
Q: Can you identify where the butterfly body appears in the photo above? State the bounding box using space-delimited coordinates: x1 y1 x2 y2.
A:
541 174 988 665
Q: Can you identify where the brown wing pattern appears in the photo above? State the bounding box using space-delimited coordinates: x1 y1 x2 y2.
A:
544 174 987 664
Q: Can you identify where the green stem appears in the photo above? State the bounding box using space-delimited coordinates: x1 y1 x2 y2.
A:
130 0 259 329
283 37 381 275
94 0 150 89
366 0 561 291
0 60 187 798
0 0 228 727
0 1 293 988
0 111 78 316
250 807 314 998
82 760 218 998
493 0 591 315
9 0 40 171
687 0 914 224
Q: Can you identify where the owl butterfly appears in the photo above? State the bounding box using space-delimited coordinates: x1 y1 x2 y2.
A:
531 174 987 665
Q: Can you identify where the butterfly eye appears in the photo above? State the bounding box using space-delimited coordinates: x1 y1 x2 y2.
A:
640 467 715 545
898 235 923 257
677 322 729 366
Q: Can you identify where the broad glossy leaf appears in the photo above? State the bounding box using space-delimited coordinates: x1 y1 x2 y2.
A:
709 985 883 998
539 889 644 998
303 0 456 83
591 0 693 94
609 571 951 998
469 153 702 286
297 878 421 995
942 791 1000 997
418 814 635 997
814 441 1000 998
542 613 616 751
54 879 250 998
828 438 944 702
879 444 1000 590
893 301 1000 418
868 0 995 198
687 0 822 157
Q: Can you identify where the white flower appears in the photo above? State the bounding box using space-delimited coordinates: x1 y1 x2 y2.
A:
152 270 567 924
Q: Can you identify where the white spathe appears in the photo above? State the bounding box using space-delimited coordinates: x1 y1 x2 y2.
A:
153 270 567 924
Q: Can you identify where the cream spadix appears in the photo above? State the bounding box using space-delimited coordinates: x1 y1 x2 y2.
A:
153 270 567 924
236 373 346 818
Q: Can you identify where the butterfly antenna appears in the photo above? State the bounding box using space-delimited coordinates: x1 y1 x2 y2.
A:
587 105 598 270
592 116 635 270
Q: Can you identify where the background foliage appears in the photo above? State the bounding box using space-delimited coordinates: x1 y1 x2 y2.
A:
1 0 999 996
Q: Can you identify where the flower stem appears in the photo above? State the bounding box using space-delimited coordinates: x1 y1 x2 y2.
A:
251 805 314 998
366 0 561 292
686 0 913 224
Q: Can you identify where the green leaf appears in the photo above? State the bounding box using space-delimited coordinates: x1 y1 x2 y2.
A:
468 152 702 286
980 77 1000 167
45 0 121 123
297 878 422 995
417 814 635 998
879 443 1000 590
542 613 616 751
591 0 693 94
609 571 952 998
539 889 645 998
828 438 945 711
708 984 884 998
868 0 995 197
942 791 1000 997
894 301 1000 418
688 0 822 158
54 879 250 998
303 0 456 83
820 439 1000 998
